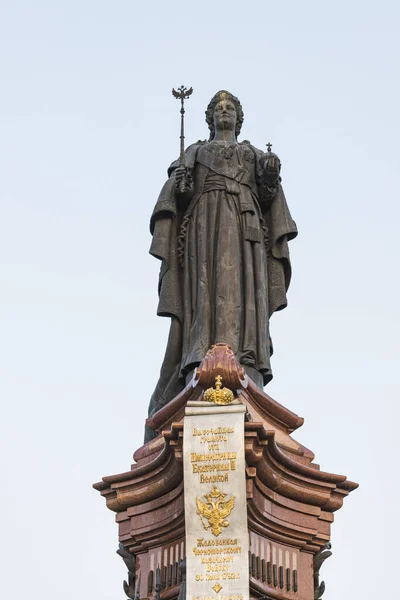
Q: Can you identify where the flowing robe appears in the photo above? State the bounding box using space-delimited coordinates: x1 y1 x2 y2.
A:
146 140 297 440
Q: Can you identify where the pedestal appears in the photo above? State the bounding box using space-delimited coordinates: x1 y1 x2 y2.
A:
93 344 357 600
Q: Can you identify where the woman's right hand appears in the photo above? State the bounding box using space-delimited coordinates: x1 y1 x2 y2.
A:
174 166 194 196
174 166 187 190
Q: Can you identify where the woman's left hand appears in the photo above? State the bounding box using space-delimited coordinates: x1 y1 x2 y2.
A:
260 152 281 177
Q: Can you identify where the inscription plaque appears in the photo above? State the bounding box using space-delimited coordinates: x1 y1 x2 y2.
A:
184 400 249 600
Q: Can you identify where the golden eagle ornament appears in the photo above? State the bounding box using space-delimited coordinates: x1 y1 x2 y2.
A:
196 486 235 536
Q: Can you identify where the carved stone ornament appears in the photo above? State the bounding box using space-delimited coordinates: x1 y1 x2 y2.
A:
117 543 137 600
203 374 235 404
196 343 246 390
313 543 332 600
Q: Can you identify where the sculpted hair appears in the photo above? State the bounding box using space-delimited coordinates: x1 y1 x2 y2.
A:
205 90 244 140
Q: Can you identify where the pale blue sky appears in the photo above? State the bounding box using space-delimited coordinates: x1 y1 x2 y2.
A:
1 2 399 599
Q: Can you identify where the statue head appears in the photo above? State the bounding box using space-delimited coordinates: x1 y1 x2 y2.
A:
206 90 244 141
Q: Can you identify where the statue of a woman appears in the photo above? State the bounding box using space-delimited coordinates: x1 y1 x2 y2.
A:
146 90 297 440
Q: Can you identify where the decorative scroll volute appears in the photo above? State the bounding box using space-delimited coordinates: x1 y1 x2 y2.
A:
195 343 247 390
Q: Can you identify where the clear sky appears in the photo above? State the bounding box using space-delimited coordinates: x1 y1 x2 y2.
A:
1 2 399 599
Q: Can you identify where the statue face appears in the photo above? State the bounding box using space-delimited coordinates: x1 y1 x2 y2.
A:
213 99 237 133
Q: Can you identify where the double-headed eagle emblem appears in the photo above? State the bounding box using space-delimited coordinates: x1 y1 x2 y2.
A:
196 486 235 536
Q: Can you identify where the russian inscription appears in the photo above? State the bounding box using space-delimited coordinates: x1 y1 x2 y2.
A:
184 400 249 600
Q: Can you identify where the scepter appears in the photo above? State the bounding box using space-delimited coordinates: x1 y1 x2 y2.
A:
172 85 193 192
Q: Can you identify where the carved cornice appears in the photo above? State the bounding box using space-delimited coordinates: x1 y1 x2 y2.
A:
94 417 356 559
93 432 183 513
245 422 357 514
241 380 304 432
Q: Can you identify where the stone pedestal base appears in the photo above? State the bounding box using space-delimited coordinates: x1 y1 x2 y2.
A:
94 344 357 600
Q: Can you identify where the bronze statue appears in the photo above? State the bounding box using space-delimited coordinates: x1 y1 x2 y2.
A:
146 90 297 440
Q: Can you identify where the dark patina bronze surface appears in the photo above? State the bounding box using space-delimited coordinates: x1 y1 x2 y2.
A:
147 90 297 440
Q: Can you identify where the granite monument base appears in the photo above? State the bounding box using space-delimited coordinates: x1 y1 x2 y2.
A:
94 344 357 600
